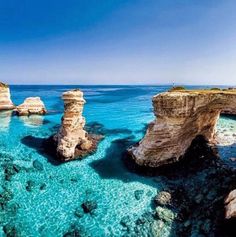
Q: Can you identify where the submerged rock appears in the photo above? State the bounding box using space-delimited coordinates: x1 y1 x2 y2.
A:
74 207 84 218
134 190 144 200
4 164 20 181
225 189 236 219
0 188 14 203
120 215 131 228
128 89 236 167
81 200 97 214
39 183 46 191
154 191 172 206
25 180 35 192
155 206 177 223
0 82 15 111
3 224 19 237
32 160 44 171
16 97 46 116
63 223 89 237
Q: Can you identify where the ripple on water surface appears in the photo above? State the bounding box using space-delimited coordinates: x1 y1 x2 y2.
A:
0 85 235 237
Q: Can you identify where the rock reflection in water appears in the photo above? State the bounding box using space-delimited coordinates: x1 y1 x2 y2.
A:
19 115 44 127
0 111 12 131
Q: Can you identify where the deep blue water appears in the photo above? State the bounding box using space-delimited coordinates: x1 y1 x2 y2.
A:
0 85 235 237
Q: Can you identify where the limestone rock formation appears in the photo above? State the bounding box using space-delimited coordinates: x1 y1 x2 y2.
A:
54 89 101 161
16 97 47 116
221 108 236 115
129 89 236 167
0 82 15 110
225 189 236 219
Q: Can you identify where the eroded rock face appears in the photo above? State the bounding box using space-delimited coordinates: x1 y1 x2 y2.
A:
0 82 15 110
54 90 99 161
225 189 236 219
16 97 47 116
129 90 236 167
221 108 236 115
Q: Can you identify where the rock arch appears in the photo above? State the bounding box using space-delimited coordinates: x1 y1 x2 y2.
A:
129 90 236 167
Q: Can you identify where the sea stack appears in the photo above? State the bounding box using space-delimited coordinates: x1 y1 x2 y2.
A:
0 82 15 110
128 89 236 167
54 89 100 161
16 97 47 116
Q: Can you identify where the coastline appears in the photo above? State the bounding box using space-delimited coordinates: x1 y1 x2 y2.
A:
0 85 235 236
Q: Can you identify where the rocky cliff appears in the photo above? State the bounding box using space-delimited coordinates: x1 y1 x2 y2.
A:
129 89 236 167
0 82 15 110
16 97 47 116
53 89 101 161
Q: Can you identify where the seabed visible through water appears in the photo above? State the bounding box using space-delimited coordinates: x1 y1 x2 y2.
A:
0 85 235 237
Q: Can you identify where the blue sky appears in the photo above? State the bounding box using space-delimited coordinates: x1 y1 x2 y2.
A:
0 0 236 85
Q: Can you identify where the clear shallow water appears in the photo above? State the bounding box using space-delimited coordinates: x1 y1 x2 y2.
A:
0 85 235 237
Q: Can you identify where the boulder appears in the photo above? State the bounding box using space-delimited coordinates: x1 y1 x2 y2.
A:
16 97 46 116
225 189 236 219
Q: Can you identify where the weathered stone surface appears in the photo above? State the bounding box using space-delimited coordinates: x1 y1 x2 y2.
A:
0 82 15 110
54 89 101 161
221 88 236 115
16 97 46 116
225 189 236 219
221 108 236 115
129 89 236 167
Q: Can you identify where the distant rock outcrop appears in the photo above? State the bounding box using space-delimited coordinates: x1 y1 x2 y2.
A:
0 82 15 110
128 89 236 167
53 89 102 161
16 97 47 116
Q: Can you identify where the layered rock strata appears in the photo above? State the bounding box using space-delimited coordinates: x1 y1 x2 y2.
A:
16 97 47 116
53 89 101 161
225 189 236 219
0 82 15 110
129 89 236 167
221 108 236 115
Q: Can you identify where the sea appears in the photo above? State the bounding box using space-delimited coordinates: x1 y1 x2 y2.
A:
0 85 235 237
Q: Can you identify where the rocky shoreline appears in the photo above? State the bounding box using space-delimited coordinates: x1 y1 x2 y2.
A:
0 84 235 236
125 135 236 236
0 82 47 116
127 88 236 236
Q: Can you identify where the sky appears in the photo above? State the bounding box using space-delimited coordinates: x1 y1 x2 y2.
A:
0 0 236 85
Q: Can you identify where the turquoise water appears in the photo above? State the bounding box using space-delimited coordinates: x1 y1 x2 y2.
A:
0 85 235 237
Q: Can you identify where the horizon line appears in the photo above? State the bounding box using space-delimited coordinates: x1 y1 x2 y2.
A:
8 83 236 87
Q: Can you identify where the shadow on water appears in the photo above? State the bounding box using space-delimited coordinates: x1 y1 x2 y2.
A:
20 119 236 236
89 134 236 236
89 135 137 181
20 121 133 167
85 122 133 136
134 123 149 135
21 136 62 166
